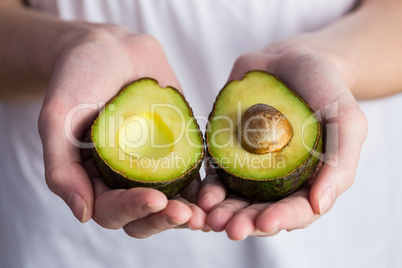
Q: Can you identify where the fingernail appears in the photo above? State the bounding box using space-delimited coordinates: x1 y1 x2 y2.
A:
202 225 212 232
187 224 195 231
238 234 248 241
68 192 87 223
263 226 280 236
319 187 334 215
143 202 165 212
167 217 186 226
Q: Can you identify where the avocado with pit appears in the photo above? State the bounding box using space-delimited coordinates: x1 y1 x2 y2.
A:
91 78 204 198
206 71 322 201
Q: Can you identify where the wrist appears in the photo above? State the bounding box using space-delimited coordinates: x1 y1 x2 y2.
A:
29 18 134 82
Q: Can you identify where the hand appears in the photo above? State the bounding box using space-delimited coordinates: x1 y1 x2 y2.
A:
38 24 205 238
198 41 368 240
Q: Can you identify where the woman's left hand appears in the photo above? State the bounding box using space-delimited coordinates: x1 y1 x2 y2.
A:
197 42 368 240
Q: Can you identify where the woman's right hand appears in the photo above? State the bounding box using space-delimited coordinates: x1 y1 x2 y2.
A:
38 24 206 238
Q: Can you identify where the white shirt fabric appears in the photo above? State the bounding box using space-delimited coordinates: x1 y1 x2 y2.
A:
1 0 402 268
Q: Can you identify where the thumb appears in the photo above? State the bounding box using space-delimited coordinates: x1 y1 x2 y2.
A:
38 100 95 223
228 52 272 82
45 163 94 223
310 105 367 215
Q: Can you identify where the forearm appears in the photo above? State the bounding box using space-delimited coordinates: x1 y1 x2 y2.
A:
263 0 402 100
0 1 88 99
302 0 402 99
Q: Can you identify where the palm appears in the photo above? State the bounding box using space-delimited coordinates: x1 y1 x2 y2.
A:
39 31 205 237
198 48 367 240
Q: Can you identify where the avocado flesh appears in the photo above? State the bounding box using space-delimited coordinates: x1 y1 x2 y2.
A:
91 78 204 198
207 71 322 201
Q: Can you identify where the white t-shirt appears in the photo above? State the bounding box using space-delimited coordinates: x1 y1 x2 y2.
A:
1 1 402 268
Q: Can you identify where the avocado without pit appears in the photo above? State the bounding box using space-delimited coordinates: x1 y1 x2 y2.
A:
91 78 204 198
206 71 322 201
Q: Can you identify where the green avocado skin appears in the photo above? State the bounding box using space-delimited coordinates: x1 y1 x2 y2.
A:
92 147 202 199
213 136 323 201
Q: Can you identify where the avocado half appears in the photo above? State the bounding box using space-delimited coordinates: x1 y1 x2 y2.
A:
206 71 322 201
91 78 204 198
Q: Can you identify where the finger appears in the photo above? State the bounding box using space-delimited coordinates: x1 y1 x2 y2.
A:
224 202 271 241
197 157 230 212
174 174 207 230
255 186 319 234
206 195 251 232
173 197 206 230
310 105 367 215
122 199 192 239
92 187 168 230
82 143 183 231
197 173 229 213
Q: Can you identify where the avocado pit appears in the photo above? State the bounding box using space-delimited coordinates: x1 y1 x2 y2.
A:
239 103 293 154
